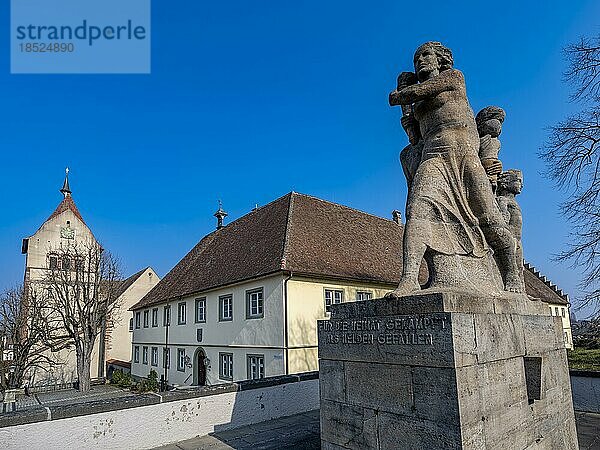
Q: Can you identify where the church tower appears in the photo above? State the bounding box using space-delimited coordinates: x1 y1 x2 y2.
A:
21 169 100 385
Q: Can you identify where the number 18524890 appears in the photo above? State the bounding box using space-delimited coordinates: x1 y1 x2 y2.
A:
19 43 75 52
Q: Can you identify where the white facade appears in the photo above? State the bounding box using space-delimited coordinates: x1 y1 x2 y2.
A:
131 274 286 386
547 302 573 349
106 267 160 364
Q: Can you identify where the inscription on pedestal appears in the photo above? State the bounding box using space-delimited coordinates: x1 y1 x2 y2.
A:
319 314 448 347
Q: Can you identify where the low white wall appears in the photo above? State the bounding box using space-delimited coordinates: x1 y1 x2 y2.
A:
571 373 600 413
0 379 319 450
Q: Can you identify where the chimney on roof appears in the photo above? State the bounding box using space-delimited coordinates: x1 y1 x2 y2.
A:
392 210 402 224
214 200 228 230
60 167 72 198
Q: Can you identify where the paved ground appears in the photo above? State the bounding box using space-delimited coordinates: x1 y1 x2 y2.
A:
14 384 133 410
155 410 320 450
577 411 600 450
157 410 600 450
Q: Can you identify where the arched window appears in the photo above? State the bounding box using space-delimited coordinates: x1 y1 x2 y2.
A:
48 253 59 269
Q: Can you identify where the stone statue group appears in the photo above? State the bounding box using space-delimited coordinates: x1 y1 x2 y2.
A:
389 41 525 297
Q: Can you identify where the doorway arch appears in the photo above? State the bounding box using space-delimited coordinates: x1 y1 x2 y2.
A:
193 347 207 386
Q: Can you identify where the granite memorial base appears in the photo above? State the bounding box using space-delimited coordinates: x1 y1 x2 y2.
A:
317 292 578 449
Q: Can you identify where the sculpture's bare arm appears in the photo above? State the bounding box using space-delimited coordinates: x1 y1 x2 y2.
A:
389 69 463 106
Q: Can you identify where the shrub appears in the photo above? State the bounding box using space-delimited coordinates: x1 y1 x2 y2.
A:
110 369 123 385
110 369 132 388
147 369 159 391
136 369 159 392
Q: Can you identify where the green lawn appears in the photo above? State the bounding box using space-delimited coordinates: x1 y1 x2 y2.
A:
568 348 600 371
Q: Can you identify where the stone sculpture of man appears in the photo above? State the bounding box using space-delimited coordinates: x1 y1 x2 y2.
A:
476 106 505 192
388 42 522 296
497 169 525 289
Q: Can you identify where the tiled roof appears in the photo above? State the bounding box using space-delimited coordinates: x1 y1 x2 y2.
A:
114 267 150 300
283 193 403 283
46 196 86 225
131 192 568 310
523 262 569 306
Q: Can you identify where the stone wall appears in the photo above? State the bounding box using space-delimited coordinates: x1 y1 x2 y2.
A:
0 372 319 449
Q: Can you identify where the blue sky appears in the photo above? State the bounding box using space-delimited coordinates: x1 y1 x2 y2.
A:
1 1 598 318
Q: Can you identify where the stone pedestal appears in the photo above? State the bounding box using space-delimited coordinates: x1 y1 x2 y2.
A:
318 292 578 449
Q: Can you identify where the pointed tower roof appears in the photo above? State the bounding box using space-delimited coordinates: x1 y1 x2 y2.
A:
46 168 85 225
60 167 71 197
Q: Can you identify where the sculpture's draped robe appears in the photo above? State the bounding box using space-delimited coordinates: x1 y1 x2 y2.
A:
409 123 489 258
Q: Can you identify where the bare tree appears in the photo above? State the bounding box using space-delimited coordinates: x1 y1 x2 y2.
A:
540 36 600 316
0 286 70 389
42 241 122 392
